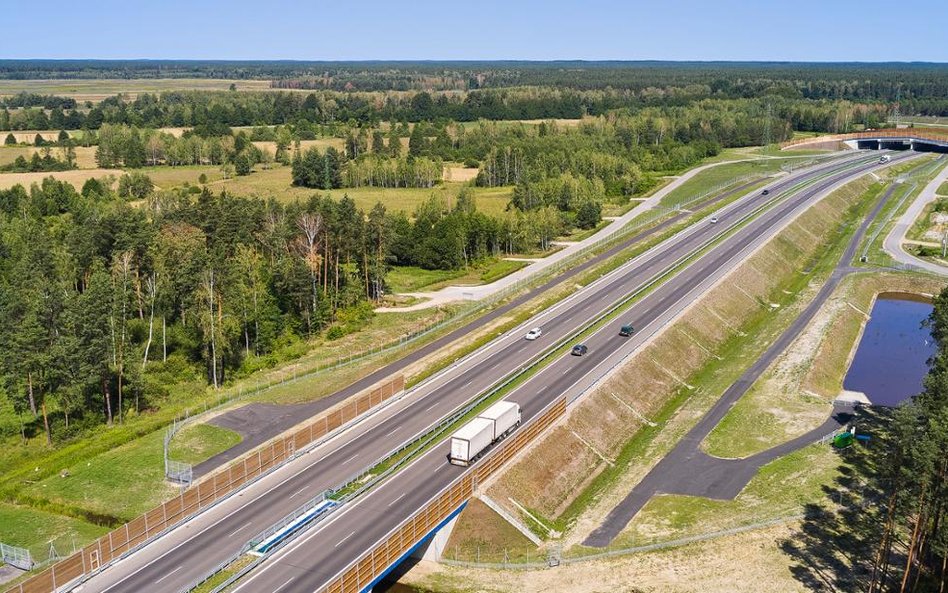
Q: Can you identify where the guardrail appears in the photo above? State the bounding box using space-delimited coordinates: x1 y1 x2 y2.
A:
2 376 403 593
319 396 568 593
324 173 793 505
157 169 776 483
177 155 869 593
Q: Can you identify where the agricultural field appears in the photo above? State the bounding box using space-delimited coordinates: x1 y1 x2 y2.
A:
0 78 274 102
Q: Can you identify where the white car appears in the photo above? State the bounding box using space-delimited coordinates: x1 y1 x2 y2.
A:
709 216 719 224
524 327 542 341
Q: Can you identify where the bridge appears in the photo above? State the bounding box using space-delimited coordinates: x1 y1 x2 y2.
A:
783 128 948 153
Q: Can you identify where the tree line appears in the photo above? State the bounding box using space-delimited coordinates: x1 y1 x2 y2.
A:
0 174 587 443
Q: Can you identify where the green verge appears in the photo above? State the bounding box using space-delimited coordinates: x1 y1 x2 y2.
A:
546 167 885 537
330 175 806 502
0 160 781 562
703 182 886 459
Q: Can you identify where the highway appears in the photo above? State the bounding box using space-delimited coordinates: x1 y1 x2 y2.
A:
78 151 880 593
227 152 910 593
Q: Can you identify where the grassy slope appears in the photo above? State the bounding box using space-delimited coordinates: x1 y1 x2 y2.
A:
656 158 788 208
23 430 174 522
705 272 944 459
0 502 107 560
485 165 891 542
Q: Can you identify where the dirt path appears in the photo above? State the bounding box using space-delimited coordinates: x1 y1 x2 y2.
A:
583 179 901 547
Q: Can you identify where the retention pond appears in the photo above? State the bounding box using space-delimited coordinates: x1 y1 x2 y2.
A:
843 293 936 406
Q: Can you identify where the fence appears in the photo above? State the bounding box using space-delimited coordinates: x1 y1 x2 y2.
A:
318 397 567 593
156 166 778 483
3 375 404 593
0 543 32 572
782 127 948 149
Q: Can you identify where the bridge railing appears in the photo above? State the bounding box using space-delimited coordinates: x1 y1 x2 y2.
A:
318 396 567 593
782 127 948 149
2 376 404 593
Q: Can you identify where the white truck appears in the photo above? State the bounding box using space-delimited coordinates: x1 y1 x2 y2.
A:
448 401 522 466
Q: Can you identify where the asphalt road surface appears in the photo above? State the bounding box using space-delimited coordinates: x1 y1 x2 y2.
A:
583 169 908 547
226 154 909 593
191 174 770 478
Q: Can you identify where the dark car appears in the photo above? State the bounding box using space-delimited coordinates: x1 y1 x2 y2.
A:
619 324 635 337
761 188 770 196
571 344 588 356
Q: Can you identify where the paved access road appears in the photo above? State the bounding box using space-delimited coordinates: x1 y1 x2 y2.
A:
882 156 948 276
229 154 911 593
82 153 872 593
584 166 912 547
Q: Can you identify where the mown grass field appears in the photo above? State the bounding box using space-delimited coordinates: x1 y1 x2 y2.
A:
146 164 514 216
168 423 242 466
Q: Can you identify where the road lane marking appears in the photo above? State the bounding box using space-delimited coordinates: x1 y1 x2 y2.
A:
227 521 252 538
343 453 359 464
334 531 356 548
387 492 407 507
289 486 307 499
154 566 182 584
424 402 438 413
98 161 852 588
384 425 401 437
273 578 295 593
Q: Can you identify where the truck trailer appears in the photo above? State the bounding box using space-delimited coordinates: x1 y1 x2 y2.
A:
477 400 521 440
448 401 522 466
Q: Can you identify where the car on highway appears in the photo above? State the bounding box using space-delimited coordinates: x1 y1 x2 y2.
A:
761 188 770 195
619 323 635 337
879 154 891 163
524 327 542 341
571 344 588 356
709 216 719 224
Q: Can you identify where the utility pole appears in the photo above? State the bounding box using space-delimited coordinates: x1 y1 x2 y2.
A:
893 87 902 128
763 102 773 148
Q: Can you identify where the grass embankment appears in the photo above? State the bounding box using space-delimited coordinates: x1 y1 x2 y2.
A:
705 272 943 459
19 430 174 523
0 503 108 562
656 158 789 209
848 156 942 267
0 156 778 564
477 166 891 550
168 424 243 466
443 498 536 563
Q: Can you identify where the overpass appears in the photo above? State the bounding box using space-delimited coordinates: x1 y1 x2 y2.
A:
783 128 948 153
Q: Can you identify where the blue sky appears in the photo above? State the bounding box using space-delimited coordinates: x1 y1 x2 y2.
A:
4 0 947 62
